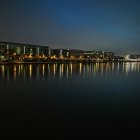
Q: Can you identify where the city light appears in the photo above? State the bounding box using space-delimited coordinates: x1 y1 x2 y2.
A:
0 41 140 63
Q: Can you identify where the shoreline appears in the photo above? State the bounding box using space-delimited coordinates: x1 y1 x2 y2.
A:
0 61 140 64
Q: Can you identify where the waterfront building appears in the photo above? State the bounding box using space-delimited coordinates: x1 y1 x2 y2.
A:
125 54 140 61
114 56 124 61
51 49 61 59
0 41 119 62
104 52 114 60
62 49 70 59
83 51 105 60
69 49 84 60
0 41 50 61
83 51 96 60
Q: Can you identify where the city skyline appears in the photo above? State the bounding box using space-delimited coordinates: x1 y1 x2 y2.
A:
1 41 140 62
0 0 140 55
0 40 139 57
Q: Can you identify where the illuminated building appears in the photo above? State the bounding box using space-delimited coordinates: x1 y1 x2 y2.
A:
104 52 114 60
62 49 70 59
0 41 125 62
69 49 84 60
83 51 104 60
125 54 140 61
83 51 96 59
114 56 124 61
0 41 50 61
51 49 61 59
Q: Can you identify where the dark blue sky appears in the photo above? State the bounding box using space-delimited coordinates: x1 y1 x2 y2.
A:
0 0 140 54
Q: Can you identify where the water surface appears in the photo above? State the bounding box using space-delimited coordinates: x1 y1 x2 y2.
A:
0 62 140 139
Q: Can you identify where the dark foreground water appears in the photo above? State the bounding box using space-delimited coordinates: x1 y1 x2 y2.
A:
0 62 140 139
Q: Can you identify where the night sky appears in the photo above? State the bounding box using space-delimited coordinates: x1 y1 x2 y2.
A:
0 0 140 54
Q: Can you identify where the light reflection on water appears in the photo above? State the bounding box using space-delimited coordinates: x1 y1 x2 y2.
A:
0 62 140 81
0 62 140 138
123 62 140 75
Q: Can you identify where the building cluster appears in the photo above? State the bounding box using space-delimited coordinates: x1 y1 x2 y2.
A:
125 55 140 61
0 41 124 62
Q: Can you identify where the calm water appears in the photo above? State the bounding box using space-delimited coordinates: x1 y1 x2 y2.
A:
0 62 140 139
